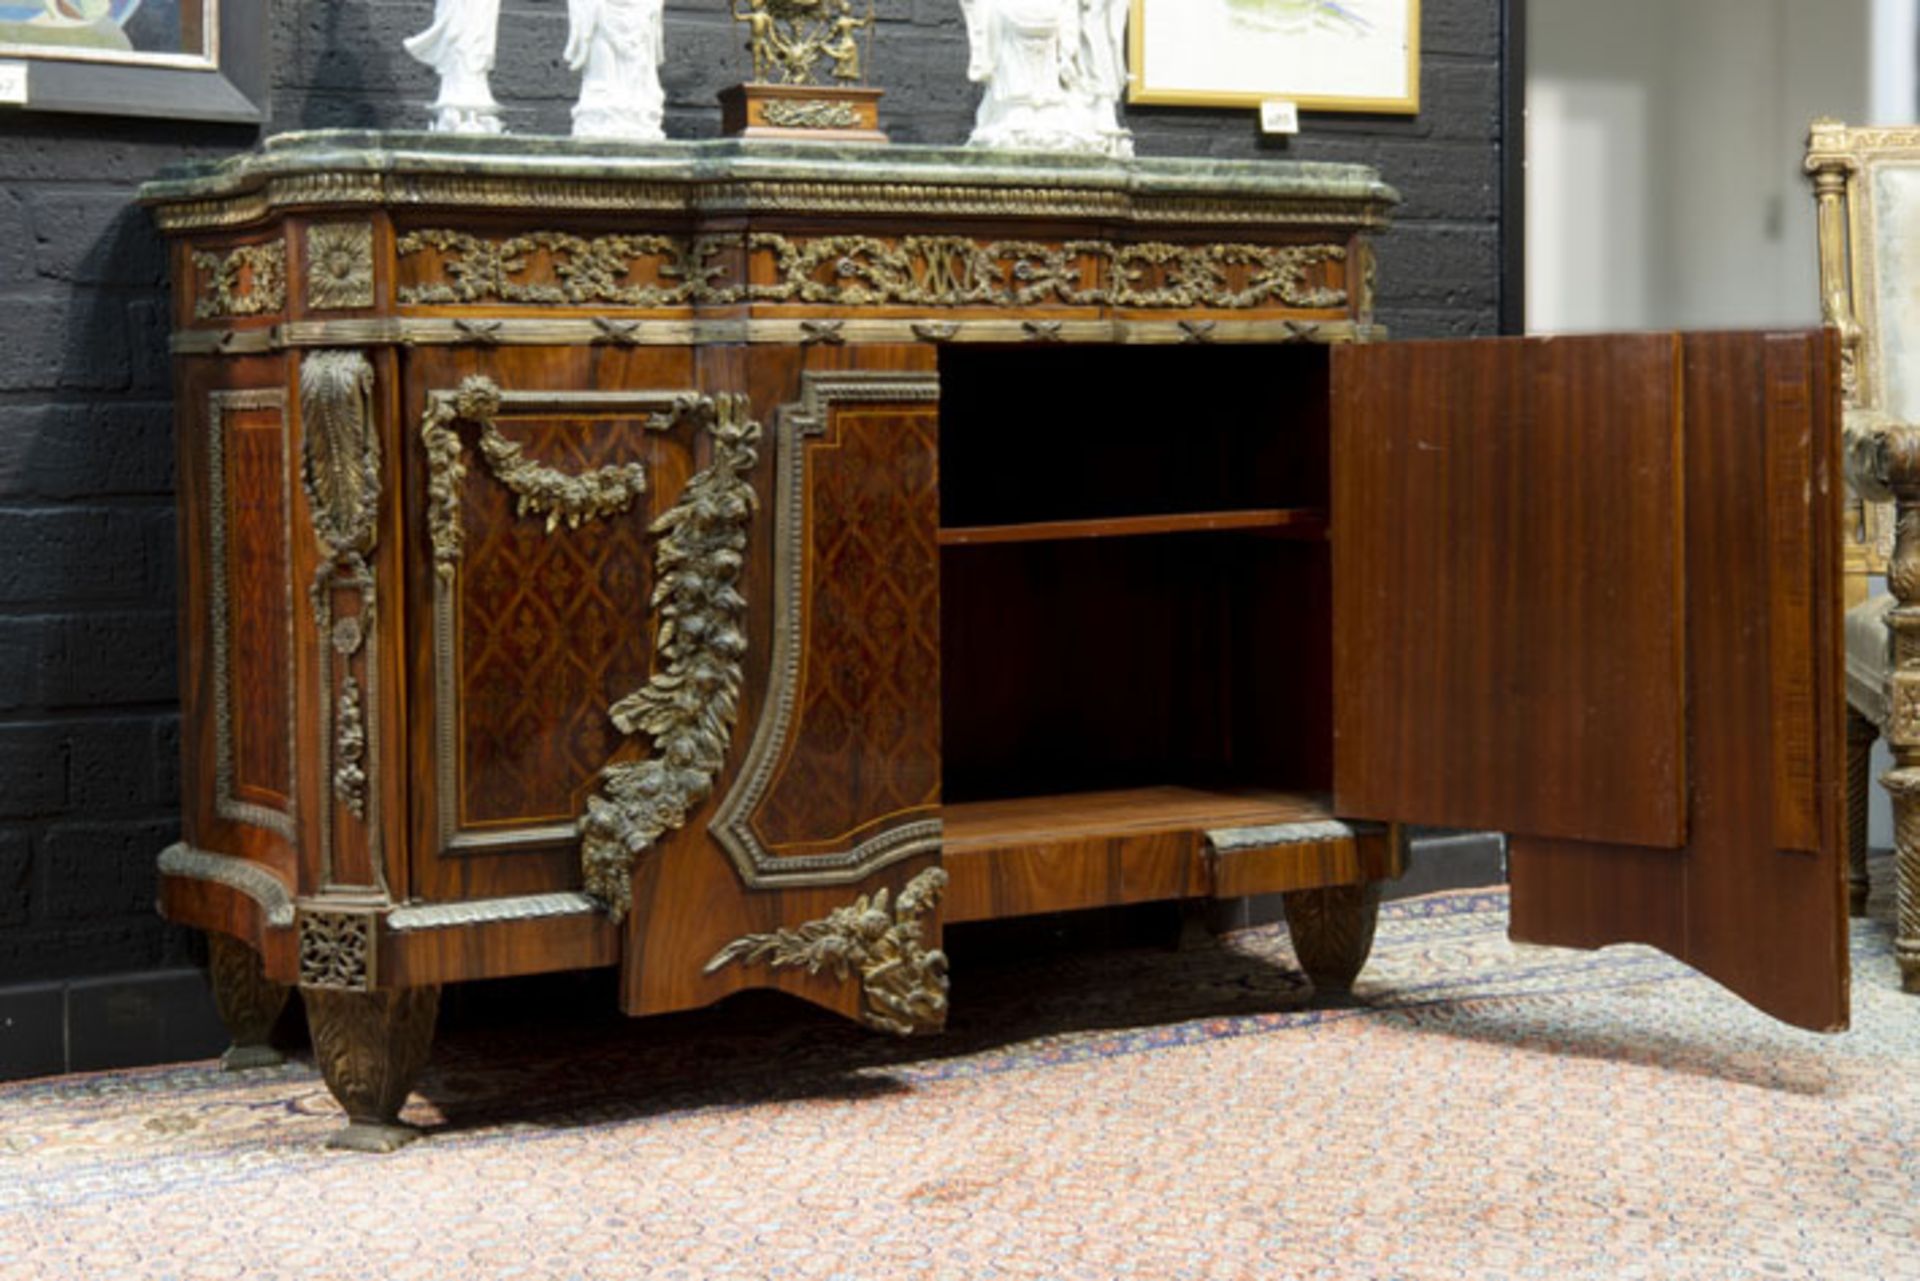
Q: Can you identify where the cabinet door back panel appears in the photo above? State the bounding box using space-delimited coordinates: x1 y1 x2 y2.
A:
1331 334 1688 849
1508 332 1849 1031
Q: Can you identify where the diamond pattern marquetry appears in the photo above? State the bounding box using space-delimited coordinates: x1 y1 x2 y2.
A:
751 407 941 854
457 417 673 829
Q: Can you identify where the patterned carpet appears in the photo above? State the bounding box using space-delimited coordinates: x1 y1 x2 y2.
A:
2 875 1917 1280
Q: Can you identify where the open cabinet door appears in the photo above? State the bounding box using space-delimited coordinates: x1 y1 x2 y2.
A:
1332 332 1849 1031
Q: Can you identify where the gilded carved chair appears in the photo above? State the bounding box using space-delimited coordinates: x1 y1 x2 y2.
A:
1806 119 1920 992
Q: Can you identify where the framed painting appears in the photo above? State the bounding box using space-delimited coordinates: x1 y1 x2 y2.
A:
1128 0 1420 114
0 0 265 123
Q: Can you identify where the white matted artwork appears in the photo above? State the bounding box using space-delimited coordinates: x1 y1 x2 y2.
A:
1128 0 1418 114
0 0 265 122
1870 166 1920 426
0 0 209 68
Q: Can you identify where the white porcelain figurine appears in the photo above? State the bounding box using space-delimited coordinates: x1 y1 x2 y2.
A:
566 0 668 141
405 0 506 134
1074 0 1131 157
960 0 1133 158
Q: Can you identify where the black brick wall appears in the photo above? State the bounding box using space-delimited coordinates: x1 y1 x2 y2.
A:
0 0 1508 987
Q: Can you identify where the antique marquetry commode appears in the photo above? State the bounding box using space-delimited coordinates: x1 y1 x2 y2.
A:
142 132 1855 1150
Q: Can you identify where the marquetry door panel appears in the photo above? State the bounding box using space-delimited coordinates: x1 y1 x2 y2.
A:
403 346 702 902
620 360 949 1035
709 368 944 888
177 355 300 868
212 378 298 837
1332 331 1849 1031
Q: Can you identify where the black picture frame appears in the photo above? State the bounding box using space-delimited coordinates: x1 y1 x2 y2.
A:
0 0 265 125
1499 0 1525 335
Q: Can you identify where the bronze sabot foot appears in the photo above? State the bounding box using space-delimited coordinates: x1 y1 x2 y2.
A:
301 985 441 1152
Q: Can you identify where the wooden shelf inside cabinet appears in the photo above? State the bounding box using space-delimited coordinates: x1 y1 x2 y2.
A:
937 508 1328 547
940 787 1390 923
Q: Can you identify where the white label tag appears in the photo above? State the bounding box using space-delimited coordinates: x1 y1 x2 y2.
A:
1260 100 1300 134
0 62 26 106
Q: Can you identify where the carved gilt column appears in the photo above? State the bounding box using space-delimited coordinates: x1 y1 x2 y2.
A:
1874 430 1920 992
1848 708 1878 917
1806 121 1875 607
1807 120 1863 405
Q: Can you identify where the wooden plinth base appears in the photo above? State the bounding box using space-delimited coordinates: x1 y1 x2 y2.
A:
720 84 886 143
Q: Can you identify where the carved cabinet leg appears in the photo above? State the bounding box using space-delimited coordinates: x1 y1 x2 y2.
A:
207 933 291 1071
301 985 441 1152
1878 462 1920 993
1282 882 1383 998
1883 772 1920 994
1848 709 1878 918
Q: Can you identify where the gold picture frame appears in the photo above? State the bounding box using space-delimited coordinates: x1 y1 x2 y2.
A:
1128 0 1420 115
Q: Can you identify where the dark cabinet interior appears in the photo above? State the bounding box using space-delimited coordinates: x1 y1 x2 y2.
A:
938 345 1331 528
937 344 1339 880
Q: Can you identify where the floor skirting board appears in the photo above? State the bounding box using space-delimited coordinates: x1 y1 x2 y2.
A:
0 968 225 1082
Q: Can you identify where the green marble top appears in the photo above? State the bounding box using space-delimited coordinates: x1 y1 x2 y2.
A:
140 129 1398 219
